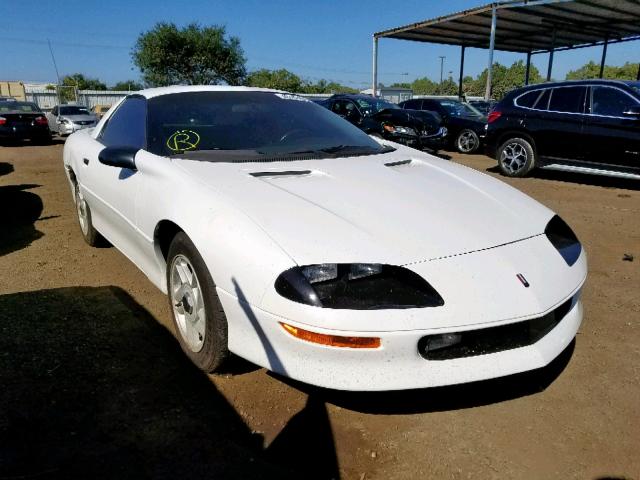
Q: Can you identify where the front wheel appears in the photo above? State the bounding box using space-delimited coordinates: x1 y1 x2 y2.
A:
167 232 229 372
75 185 101 246
455 129 480 154
497 137 536 177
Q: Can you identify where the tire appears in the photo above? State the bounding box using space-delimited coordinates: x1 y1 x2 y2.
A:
497 137 536 177
75 184 101 246
455 129 480 154
166 232 228 372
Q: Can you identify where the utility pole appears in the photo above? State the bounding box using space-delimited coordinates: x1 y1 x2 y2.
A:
47 39 61 106
439 56 445 84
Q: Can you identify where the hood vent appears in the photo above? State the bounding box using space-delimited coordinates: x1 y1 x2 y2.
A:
250 170 312 178
384 159 413 168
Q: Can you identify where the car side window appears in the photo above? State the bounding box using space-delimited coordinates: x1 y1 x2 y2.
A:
99 97 147 149
533 89 551 110
548 87 587 114
331 100 346 115
591 86 638 117
516 90 541 108
403 99 420 109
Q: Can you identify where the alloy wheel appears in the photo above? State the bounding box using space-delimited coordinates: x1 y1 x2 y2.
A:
500 142 528 174
170 254 206 352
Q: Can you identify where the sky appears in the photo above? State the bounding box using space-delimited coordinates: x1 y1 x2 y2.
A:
1 0 637 89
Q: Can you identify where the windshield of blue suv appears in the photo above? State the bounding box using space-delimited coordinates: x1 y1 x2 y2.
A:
147 91 391 160
353 98 400 115
438 100 483 117
626 82 640 96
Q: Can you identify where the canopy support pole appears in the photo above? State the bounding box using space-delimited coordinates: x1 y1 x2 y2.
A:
525 51 532 85
485 5 497 100
599 36 609 78
546 29 556 82
458 45 466 99
637 62 640 81
372 36 378 97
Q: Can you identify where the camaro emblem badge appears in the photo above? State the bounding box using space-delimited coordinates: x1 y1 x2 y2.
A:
516 273 530 288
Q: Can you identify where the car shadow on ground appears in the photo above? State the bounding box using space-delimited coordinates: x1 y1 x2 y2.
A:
486 165 640 191
0 286 340 480
0 183 45 256
272 340 575 415
0 162 14 177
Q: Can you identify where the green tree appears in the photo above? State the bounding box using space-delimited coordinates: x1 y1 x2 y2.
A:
469 61 542 99
303 80 358 94
245 69 304 91
411 76 439 95
566 61 639 80
111 80 144 91
61 73 107 91
132 22 246 86
57 73 106 102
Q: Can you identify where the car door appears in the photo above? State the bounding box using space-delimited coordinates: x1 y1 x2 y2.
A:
584 85 640 169
523 86 588 160
77 96 148 266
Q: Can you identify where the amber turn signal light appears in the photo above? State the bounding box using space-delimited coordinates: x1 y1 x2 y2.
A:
280 323 381 349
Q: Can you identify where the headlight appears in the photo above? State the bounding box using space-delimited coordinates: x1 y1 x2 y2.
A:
58 118 70 124
383 124 417 136
275 263 444 309
545 215 581 266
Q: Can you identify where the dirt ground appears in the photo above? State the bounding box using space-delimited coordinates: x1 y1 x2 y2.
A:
0 140 638 480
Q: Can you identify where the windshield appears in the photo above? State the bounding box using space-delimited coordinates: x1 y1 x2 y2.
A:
438 100 483 117
147 91 389 160
60 106 91 116
0 102 41 113
353 97 400 116
627 82 640 96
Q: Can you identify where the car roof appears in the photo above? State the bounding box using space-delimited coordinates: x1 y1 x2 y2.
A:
137 85 284 99
327 94 378 101
513 78 635 93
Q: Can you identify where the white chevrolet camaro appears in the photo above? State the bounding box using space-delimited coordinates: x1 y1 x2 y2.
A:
63 86 587 391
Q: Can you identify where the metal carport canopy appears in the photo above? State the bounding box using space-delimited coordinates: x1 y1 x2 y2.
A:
372 0 640 100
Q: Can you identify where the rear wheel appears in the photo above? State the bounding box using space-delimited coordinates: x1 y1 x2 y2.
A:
167 232 228 372
497 137 536 177
455 129 480 154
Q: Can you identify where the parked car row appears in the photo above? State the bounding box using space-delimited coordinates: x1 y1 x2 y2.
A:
0 98 114 144
316 94 448 152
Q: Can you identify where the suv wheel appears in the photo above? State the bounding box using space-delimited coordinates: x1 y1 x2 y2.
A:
497 137 536 177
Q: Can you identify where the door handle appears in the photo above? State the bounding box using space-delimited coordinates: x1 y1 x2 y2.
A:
83 158 89 165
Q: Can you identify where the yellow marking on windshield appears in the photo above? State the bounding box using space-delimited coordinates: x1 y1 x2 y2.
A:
167 129 201 152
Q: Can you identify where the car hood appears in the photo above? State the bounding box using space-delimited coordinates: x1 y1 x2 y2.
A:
63 114 96 122
371 109 440 133
174 151 554 266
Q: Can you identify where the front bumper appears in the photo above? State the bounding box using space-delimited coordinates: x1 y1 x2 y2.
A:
219 288 583 391
387 127 448 151
419 127 448 151
57 122 95 135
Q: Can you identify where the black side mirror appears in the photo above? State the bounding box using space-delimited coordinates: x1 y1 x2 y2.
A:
622 105 640 117
98 146 138 170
